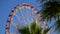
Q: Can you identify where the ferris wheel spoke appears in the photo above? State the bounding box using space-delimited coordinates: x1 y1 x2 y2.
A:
6 3 49 34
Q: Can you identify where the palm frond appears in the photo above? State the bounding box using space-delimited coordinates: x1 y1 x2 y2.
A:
43 28 50 34
55 19 60 30
41 1 60 21
30 20 42 34
18 26 30 34
18 20 50 34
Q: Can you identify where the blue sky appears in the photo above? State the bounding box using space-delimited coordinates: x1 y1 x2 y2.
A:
0 0 41 34
0 0 59 34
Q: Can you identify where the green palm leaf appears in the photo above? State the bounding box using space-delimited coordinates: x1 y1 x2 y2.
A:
18 20 50 34
18 26 30 34
41 1 60 30
41 1 60 21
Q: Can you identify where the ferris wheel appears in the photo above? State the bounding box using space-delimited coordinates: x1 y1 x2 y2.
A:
5 3 49 34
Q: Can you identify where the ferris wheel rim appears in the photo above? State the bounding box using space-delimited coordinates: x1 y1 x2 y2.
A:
5 3 46 34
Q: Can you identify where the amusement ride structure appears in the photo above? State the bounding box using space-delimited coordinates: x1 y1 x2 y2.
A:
5 3 49 34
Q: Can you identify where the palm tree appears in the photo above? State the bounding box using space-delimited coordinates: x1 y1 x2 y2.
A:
18 25 30 34
18 20 50 34
30 20 42 34
37 0 60 30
